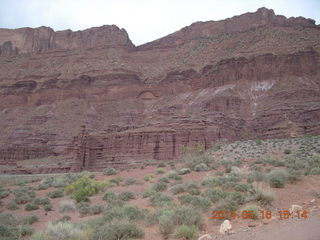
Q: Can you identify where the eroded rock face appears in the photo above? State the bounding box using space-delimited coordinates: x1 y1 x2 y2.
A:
0 8 320 172
0 25 134 55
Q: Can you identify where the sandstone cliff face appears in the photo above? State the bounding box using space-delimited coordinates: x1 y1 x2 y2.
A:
0 25 134 55
0 8 320 172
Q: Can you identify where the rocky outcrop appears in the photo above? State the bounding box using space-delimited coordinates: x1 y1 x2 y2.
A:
0 25 134 55
138 7 318 50
0 8 320 172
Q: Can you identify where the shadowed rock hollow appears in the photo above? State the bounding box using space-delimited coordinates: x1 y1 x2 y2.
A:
0 8 320 172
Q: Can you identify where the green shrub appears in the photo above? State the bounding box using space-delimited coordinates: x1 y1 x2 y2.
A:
215 171 224 176
178 194 195 205
103 191 117 203
149 193 174 207
22 215 38 225
110 176 122 186
179 168 191 175
268 170 288 188
44 203 52 212
158 206 203 238
194 163 209 172
142 188 156 198
6 201 19 210
182 148 212 170
90 204 104 215
59 200 76 213
189 196 211 211
25 203 39 211
250 185 274 206
234 183 250 192
103 204 145 222
203 189 227 203
166 170 182 180
29 222 85 240
78 202 90 216
214 199 239 218
0 190 9 199
255 139 262 146
13 186 35 204
242 205 259 219
157 162 166 167
56 215 72 223
124 178 138 185
65 175 110 202
104 168 118 176
92 220 144 240
247 171 265 183
144 175 154 182
47 189 64 199
152 182 167 192
173 225 198 240
310 167 320 175
157 168 166 174
286 168 303 182
118 191 135 201
284 149 292 154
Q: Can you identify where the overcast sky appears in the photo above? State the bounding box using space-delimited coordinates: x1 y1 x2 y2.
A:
0 0 319 46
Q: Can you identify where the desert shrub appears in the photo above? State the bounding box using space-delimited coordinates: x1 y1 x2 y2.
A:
189 196 211 211
92 220 144 240
166 170 182 180
255 139 262 145
103 204 145 222
13 186 35 204
203 189 228 203
242 205 259 219
182 147 212 170
157 162 166 167
267 170 288 188
103 191 117 203
286 168 303 183
56 215 72 223
229 192 245 205
247 171 265 183
142 188 156 198
59 200 76 213
173 225 198 240
29 222 85 240
47 189 64 198
144 175 154 182
124 178 138 185
37 183 50 190
44 203 52 211
234 183 250 192
65 175 110 202
118 191 135 201
309 190 320 199
310 167 320 175
25 203 39 211
179 168 191 175
249 185 274 206
157 168 166 174
104 168 118 176
0 190 9 199
284 149 292 155
0 214 34 240
214 199 239 218
194 163 209 172
159 176 170 183
22 215 38 225
149 193 174 207
158 206 203 238
6 201 19 210
152 181 167 192
178 194 195 205
90 204 104 215
215 171 224 176
110 176 122 186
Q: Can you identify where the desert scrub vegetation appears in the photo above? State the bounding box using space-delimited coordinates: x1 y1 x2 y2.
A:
59 199 76 213
0 213 34 239
29 222 86 240
13 185 36 204
173 225 198 240
181 144 212 170
249 185 274 206
25 202 39 211
65 175 111 202
157 168 166 174
156 206 203 238
178 194 211 211
118 191 135 201
47 189 64 199
124 177 140 185
152 181 168 192
242 205 260 219
104 167 118 176
149 192 175 207
170 181 200 195
178 167 191 175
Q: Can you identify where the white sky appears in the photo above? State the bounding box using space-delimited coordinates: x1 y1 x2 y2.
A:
0 0 319 46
